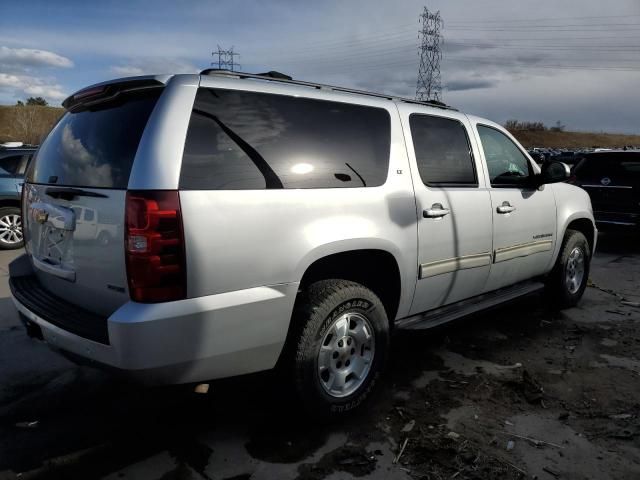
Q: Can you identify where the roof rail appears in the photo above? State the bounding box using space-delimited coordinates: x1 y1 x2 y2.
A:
199 69 456 110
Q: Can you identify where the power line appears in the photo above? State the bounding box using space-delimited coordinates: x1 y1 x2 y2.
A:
416 7 443 102
447 13 640 24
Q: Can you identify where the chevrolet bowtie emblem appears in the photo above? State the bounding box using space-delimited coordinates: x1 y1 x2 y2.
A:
34 209 49 224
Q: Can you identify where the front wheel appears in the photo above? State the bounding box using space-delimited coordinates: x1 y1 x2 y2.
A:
0 207 24 250
291 279 389 416
547 229 590 308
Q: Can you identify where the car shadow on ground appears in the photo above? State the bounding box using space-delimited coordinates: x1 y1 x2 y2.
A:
1 231 638 478
595 230 640 255
0 291 555 479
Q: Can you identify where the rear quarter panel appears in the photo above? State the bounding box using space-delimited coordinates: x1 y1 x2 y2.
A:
177 80 418 320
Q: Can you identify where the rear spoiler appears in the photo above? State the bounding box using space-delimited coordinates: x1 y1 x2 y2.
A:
62 75 172 111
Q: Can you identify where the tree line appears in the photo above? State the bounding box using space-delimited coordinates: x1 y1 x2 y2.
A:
504 119 566 132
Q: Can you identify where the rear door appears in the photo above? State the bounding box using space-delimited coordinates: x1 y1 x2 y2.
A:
399 107 493 315
23 87 163 316
472 124 557 292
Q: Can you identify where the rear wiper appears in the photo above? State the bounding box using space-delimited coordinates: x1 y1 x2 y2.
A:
45 187 109 200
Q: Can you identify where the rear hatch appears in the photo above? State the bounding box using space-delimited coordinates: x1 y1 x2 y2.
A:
23 82 164 317
573 152 640 216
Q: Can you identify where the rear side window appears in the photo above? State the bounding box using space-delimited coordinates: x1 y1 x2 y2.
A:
27 89 162 189
180 88 391 189
409 114 476 186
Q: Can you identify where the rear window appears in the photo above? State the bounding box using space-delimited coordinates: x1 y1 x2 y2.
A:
180 88 391 189
574 153 640 180
26 89 162 189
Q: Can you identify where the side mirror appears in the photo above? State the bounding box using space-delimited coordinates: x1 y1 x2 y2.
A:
539 160 570 185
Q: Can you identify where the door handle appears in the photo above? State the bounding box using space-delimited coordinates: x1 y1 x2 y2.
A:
496 201 516 214
423 203 450 218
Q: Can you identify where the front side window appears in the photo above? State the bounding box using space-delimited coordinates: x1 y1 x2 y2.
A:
477 125 531 187
180 88 391 190
409 114 476 186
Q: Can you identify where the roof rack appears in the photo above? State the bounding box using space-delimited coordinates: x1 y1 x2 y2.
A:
200 69 455 111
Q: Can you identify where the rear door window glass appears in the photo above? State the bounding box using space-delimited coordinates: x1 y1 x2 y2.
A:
180 88 391 189
27 89 162 189
409 114 476 186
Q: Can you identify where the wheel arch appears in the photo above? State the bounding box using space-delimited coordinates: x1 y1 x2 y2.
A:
549 212 596 272
0 197 20 209
297 248 403 326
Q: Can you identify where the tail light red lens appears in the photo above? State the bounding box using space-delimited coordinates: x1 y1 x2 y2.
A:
125 190 186 303
566 174 577 184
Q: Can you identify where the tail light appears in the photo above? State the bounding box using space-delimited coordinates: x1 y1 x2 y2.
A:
566 174 577 184
125 190 186 303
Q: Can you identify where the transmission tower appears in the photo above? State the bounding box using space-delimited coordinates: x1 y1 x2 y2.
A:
211 45 241 71
416 8 443 103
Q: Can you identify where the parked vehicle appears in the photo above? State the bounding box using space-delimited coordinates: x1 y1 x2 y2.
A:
554 151 582 167
570 150 640 230
9 71 596 415
527 150 545 164
0 142 37 249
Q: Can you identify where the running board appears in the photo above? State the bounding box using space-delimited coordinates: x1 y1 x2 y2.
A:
396 280 545 330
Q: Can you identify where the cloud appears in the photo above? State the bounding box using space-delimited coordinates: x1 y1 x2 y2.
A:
0 73 67 101
446 78 497 91
110 65 145 76
110 58 199 77
0 46 73 69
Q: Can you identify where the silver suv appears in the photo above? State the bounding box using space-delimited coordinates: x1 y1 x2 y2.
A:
10 70 596 415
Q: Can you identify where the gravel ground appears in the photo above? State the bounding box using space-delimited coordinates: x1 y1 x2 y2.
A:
0 231 639 480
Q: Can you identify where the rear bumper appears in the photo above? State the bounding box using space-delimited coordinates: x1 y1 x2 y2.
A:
10 255 299 385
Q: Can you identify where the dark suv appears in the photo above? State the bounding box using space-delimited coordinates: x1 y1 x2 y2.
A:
0 143 37 249
570 150 640 229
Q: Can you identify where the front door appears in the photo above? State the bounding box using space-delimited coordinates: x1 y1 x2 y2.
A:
401 109 493 315
473 124 557 292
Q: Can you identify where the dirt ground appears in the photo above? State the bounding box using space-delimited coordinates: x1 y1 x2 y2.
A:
0 232 639 480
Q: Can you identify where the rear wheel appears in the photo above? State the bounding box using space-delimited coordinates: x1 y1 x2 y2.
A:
547 229 590 308
0 207 23 250
290 279 389 416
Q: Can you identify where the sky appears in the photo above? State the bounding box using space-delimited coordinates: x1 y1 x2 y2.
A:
1 0 640 133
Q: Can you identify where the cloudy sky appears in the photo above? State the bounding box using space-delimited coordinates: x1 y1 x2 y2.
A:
1 0 639 132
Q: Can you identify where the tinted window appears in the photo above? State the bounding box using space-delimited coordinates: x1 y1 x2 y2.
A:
477 125 531 186
180 88 391 189
409 114 476 186
27 89 162 188
16 154 32 176
0 154 23 175
84 209 95 221
574 153 640 182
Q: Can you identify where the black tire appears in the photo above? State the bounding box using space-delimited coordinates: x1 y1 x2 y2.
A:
546 229 590 308
0 207 24 250
290 279 389 416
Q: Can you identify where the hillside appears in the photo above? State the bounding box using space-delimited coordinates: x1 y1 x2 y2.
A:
1 103 639 150
509 129 640 149
0 105 64 145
